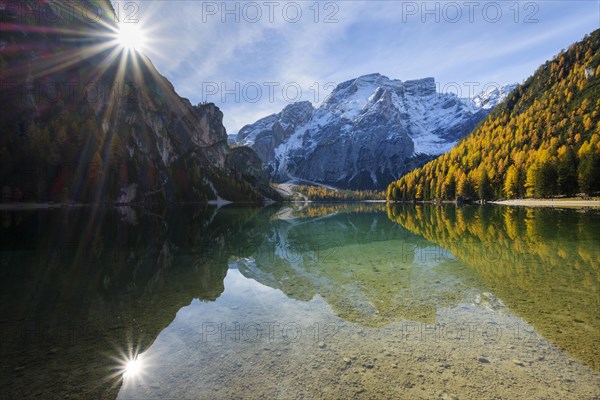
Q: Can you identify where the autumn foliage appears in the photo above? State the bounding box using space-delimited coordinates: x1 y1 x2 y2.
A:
387 30 600 201
295 185 385 201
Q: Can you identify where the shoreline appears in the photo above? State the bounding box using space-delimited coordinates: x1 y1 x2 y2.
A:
0 203 82 210
491 199 600 208
2 198 599 210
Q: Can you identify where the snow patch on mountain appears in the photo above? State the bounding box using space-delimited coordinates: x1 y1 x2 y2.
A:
471 83 517 109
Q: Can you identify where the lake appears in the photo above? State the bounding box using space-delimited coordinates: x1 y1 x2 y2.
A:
1 203 599 399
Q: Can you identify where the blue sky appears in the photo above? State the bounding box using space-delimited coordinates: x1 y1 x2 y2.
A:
118 1 599 134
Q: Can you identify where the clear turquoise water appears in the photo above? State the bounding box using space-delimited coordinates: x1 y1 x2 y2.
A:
1 204 598 399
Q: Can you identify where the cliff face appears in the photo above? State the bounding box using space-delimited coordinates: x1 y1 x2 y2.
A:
0 0 279 204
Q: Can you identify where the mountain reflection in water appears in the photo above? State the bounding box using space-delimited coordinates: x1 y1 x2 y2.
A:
1 203 598 399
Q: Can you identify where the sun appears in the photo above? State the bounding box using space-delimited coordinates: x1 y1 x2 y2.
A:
116 23 147 52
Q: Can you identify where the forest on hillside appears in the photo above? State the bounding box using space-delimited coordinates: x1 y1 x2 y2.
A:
295 185 385 202
387 30 600 202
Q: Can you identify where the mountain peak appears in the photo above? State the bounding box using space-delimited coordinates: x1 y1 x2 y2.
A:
354 73 391 83
282 100 314 113
237 73 506 189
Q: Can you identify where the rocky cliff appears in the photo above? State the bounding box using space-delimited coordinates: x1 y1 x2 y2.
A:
0 0 279 204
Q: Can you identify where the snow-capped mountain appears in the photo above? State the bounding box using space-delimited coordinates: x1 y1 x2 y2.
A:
472 83 518 109
237 73 515 190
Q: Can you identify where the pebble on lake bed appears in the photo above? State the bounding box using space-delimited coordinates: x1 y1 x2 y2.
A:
512 359 525 367
442 393 459 400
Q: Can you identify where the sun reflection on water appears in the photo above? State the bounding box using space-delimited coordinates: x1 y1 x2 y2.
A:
123 356 144 379
107 346 150 386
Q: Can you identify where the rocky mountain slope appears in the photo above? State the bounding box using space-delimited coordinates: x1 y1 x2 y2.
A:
0 0 279 204
237 74 514 189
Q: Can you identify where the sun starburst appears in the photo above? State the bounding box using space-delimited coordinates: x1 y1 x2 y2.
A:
115 22 147 52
